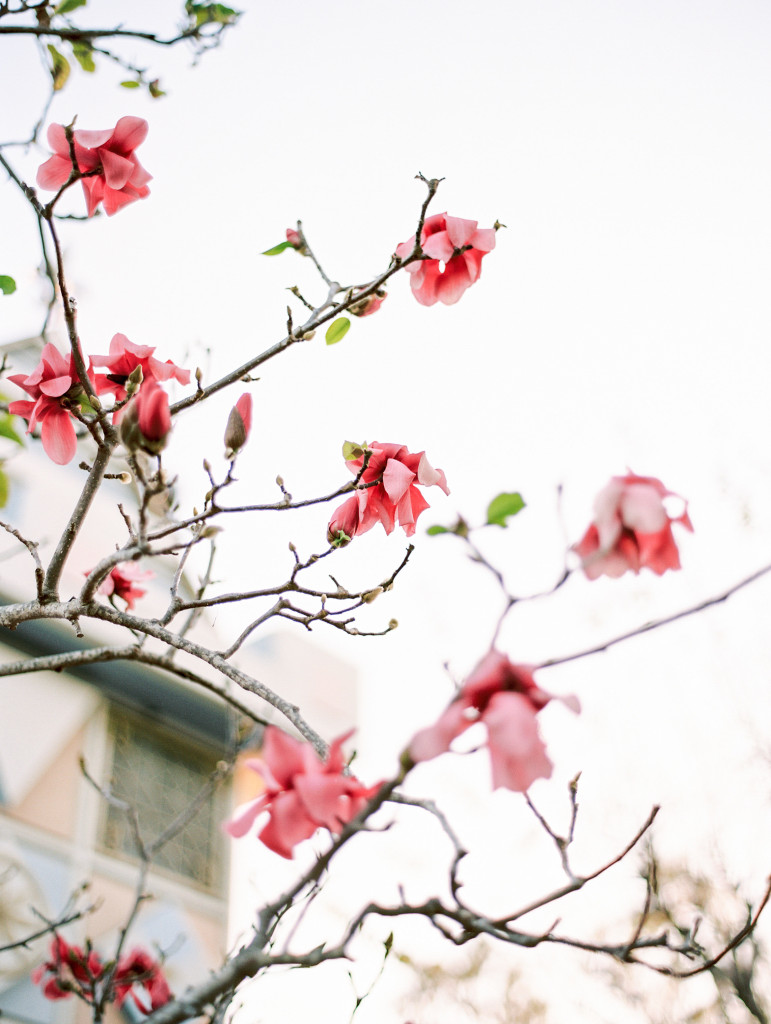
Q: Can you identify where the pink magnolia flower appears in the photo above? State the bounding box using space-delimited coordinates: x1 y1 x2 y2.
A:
286 227 303 249
574 472 694 580
37 117 151 217
92 333 190 410
327 441 449 544
97 563 154 609
395 213 496 306
409 651 579 793
225 727 379 859
7 343 95 464
32 937 104 1002
224 393 253 454
114 949 172 1013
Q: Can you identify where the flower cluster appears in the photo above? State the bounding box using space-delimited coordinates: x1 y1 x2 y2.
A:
410 651 579 792
7 334 189 464
225 727 380 859
37 117 152 217
327 441 449 545
574 472 693 580
32 936 171 1012
396 213 496 306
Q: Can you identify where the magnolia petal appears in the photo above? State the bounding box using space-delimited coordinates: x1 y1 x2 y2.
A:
635 527 681 574
36 154 71 190
422 231 455 261
38 374 72 398
382 457 415 504
261 727 309 789
73 127 115 149
110 116 149 153
259 791 318 858
223 794 269 838
295 774 354 829
444 215 480 249
415 452 450 494
40 407 76 464
100 149 135 189
484 692 553 792
435 256 473 305
619 483 669 533
409 700 471 762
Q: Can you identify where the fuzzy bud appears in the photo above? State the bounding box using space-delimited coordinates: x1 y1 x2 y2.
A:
224 393 252 456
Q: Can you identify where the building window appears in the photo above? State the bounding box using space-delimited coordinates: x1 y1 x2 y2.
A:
99 711 225 893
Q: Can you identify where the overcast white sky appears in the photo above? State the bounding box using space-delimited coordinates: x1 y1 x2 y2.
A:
3 2 771 1020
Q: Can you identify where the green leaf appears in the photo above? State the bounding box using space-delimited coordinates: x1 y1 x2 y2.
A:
384 933 394 955
56 0 87 12
0 415 24 446
325 317 351 346
148 79 166 99
47 44 70 91
71 42 95 72
342 440 366 461
486 491 526 527
0 276 16 296
187 2 239 26
120 80 141 89
0 469 8 510
261 240 294 256
426 525 450 536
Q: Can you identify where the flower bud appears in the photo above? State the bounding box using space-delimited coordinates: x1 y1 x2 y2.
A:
224 393 252 456
120 383 171 455
125 364 144 397
349 290 387 318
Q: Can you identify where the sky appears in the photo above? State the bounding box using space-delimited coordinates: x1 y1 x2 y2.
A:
2 1 771 1020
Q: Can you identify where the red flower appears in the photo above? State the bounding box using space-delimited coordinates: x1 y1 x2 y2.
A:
224 393 252 454
92 333 189 411
409 651 579 793
114 948 172 1013
32 937 104 1002
225 727 379 859
97 563 154 609
7 343 95 464
574 472 693 580
327 441 449 544
37 117 151 217
395 213 496 306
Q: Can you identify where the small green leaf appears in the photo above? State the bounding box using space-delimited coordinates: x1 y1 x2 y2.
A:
325 317 351 346
384 933 394 955
47 44 70 91
56 0 87 12
0 415 24 446
71 41 95 72
426 525 450 536
342 440 366 462
0 276 16 296
0 469 8 510
148 79 166 99
261 240 294 256
120 79 141 89
187 2 239 26
486 491 526 527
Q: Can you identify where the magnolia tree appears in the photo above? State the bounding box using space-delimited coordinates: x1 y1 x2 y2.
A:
0 4 770 1023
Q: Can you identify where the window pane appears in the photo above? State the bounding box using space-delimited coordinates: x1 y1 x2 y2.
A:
101 713 225 892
